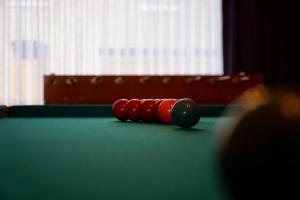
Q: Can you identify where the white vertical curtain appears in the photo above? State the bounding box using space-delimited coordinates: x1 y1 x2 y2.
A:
0 0 223 105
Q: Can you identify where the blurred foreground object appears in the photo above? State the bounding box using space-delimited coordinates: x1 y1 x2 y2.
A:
217 85 300 199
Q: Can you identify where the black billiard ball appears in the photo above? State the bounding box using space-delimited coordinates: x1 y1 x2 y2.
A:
218 86 300 200
171 98 200 128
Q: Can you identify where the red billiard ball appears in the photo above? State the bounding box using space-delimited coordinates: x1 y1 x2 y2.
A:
126 99 142 122
158 99 177 124
2 105 8 118
153 99 164 122
112 99 128 121
140 99 156 122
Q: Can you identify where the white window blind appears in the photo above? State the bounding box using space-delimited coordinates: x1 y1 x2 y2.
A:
0 0 223 105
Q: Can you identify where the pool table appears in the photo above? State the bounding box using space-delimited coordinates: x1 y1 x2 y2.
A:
0 105 231 200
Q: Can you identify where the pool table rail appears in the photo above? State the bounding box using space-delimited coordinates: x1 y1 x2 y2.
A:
1 105 239 118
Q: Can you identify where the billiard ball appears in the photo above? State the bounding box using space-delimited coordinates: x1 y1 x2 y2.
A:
153 99 164 122
126 99 142 122
171 98 200 128
158 99 177 124
219 86 300 200
1 105 8 118
140 99 156 122
112 99 128 121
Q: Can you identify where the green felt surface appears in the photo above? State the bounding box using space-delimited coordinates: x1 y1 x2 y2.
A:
0 117 230 200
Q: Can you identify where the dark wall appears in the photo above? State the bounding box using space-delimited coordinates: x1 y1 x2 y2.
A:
223 0 299 86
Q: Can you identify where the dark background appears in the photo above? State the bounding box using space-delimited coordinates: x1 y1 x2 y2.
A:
223 0 298 86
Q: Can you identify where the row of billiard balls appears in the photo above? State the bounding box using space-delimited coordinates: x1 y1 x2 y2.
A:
112 98 200 128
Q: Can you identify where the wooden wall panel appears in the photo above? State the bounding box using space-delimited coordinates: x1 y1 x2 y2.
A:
44 74 263 104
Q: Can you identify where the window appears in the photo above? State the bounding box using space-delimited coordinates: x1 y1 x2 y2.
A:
0 0 223 105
